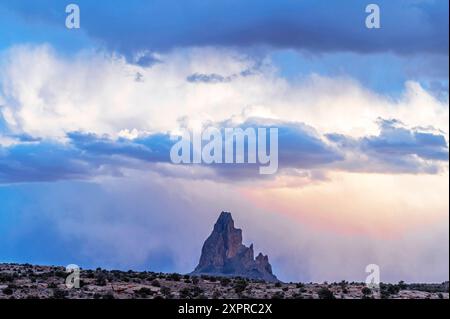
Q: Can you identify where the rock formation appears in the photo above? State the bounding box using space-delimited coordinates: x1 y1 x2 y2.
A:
192 212 278 282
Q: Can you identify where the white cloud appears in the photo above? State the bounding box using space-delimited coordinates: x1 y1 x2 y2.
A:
0 44 448 142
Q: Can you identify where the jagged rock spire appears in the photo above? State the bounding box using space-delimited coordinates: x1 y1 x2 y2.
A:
192 211 278 282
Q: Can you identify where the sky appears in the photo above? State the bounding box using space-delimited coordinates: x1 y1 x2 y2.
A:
0 0 448 283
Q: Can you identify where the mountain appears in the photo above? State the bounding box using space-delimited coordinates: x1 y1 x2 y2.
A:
191 211 278 282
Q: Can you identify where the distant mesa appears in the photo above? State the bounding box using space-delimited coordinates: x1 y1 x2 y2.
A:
191 211 278 282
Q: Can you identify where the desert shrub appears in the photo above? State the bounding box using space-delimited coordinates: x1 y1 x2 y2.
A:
209 276 217 282
192 286 204 297
438 293 444 299
380 290 391 299
296 283 304 288
54 270 67 278
137 272 148 280
398 281 407 290
220 277 231 287
292 292 304 299
234 280 248 294
179 287 192 298
192 277 199 285
95 274 107 286
52 288 68 299
168 273 181 281
407 282 449 293
388 285 400 294
107 274 116 282
274 282 282 288
271 291 285 299
361 287 372 296
212 290 222 299
0 273 15 283
135 287 154 297
318 287 335 299
2 287 13 295
47 282 58 289
78 279 86 288
151 279 161 287
102 292 115 299
178 286 203 299
160 286 171 297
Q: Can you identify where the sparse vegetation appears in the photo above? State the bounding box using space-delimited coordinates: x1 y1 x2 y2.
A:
361 287 372 296
0 264 448 299
220 277 231 287
271 291 284 299
191 277 199 285
168 273 181 281
160 286 171 297
2 287 13 295
234 279 248 294
52 288 68 299
135 287 153 297
318 287 335 299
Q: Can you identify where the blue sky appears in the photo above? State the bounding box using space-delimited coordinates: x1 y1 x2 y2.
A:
0 0 448 282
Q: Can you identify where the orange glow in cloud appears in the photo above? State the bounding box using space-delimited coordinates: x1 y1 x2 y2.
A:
242 171 449 237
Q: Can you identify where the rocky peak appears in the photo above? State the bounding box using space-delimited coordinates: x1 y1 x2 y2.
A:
214 211 233 231
192 212 278 282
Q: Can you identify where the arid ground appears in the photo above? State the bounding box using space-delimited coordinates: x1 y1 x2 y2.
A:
1 263 448 299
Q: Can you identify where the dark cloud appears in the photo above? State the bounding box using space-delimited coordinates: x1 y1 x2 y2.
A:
0 141 101 183
134 53 161 68
187 62 261 84
327 119 449 173
67 131 172 162
0 121 341 183
1 118 447 183
3 0 448 56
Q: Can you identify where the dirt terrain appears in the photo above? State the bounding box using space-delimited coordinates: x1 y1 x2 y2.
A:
0 263 448 299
